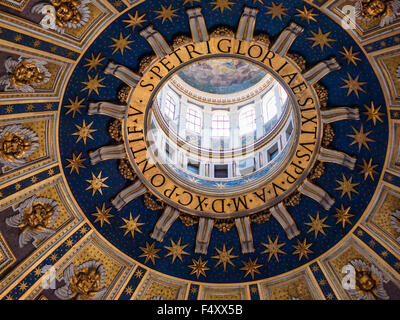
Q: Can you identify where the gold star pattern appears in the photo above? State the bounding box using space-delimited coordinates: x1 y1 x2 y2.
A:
65 239 74 247
164 238 189 263
240 258 262 279
135 269 143 278
305 212 330 239
266 2 288 20
292 238 313 261
139 242 161 265
125 286 133 295
123 11 146 31
81 74 105 96
110 33 133 55
34 268 42 277
85 171 109 196
210 0 235 13
50 253 58 262
66 152 86 174
358 158 378 181
341 73 367 98
334 204 354 228
335 174 359 200
19 281 28 291
121 213 144 239
363 102 384 126
261 236 286 262
339 46 361 66
189 257 210 279
84 52 105 72
72 120 96 144
212 244 237 272
307 28 335 51
347 124 375 151
154 5 178 23
92 203 113 227
295 6 318 24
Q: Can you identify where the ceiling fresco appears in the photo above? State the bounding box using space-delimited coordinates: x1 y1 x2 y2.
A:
177 58 268 94
0 0 399 301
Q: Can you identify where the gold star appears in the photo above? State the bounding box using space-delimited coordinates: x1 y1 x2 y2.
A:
261 236 286 262
295 6 318 24
19 281 28 291
45 103 53 110
120 213 144 239
164 238 189 263
85 171 109 196
30 176 38 183
335 174 359 200
341 73 366 98
81 74 105 96
307 28 336 51
65 239 74 247
92 203 113 227
212 244 237 271
50 253 58 262
363 102 384 126
14 34 22 42
334 204 354 228
5 295 13 300
292 238 313 261
26 104 34 111
84 52 105 72
210 0 235 13
66 152 86 174
240 258 262 279
305 212 330 239
154 5 178 23
80 226 88 234
183 0 201 5
72 120 96 144
6 105 13 113
34 268 42 277
190 286 198 294
110 33 133 55
47 168 54 176
339 46 361 66
139 242 160 265
266 2 288 20
347 124 375 151
15 183 21 190
135 269 143 278
123 11 146 31
189 257 210 279
125 286 133 295
33 40 41 47
312 265 319 272
358 158 378 181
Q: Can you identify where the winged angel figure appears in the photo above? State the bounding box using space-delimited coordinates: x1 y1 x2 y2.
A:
55 260 108 300
5 196 59 248
0 57 50 93
355 0 400 26
31 0 90 34
347 259 390 300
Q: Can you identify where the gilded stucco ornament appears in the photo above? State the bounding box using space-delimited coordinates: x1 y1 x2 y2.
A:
0 124 39 172
32 0 90 34
0 57 50 93
347 259 389 300
355 0 400 26
5 196 59 248
54 260 107 300
396 65 400 82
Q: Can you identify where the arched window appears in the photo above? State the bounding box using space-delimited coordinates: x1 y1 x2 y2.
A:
263 92 278 123
164 93 176 119
186 108 202 134
239 106 256 135
212 112 230 137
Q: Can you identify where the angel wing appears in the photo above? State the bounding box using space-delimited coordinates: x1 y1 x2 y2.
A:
4 57 18 73
54 264 75 300
31 228 56 248
5 212 24 228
